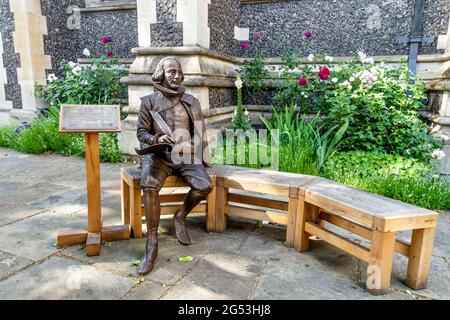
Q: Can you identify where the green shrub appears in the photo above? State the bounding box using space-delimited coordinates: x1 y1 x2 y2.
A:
30 38 126 163
261 105 347 173
0 122 19 148
324 151 450 210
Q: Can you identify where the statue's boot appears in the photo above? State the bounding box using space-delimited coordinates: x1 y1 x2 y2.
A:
174 189 206 245
137 190 160 275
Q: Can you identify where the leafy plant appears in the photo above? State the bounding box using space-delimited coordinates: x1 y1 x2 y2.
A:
323 151 450 210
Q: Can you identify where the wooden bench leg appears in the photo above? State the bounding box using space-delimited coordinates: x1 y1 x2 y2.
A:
130 186 142 238
287 187 300 248
294 197 319 252
121 177 130 226
367 231 396 295
206 176 227 233
405 227 436 289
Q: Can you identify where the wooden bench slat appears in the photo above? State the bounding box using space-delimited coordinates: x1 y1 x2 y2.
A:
225 204 289 225
305 180 437 231
228 193 289 211
320 211 410 257
305 222 371 262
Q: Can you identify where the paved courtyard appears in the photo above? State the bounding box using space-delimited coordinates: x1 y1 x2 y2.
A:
0 148 448 300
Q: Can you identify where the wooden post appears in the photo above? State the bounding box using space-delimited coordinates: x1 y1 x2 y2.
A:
405 227 436 289
206 176 217 232
121 175 130 225
286 187 300 248
294 189 319 252
215 177 227 233
57 105 129 255
367 231 396 295
85 133 102 256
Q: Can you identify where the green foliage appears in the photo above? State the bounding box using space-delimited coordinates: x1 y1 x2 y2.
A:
30 41 126 163
230 76 252 132
0 122 19 148
35 57 127 108
323 151 450 210
325 62 441 160
239 49 270 105
261 105 347 173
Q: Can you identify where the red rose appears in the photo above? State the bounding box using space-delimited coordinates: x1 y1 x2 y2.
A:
253 34 262 41
304 31 312 39
298 77 308 86
318 67 330 81
102 36 112 44
240 41 249 49
106 51 113 57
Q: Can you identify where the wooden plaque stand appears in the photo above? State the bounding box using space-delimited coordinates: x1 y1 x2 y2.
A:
57 105 129 256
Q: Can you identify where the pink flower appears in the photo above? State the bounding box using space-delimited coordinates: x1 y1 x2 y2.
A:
318 67 331 81
102 36 112 44
304 31 312 39
106 51 113 57
298 77 308 86
240 41 249 49
253 34 262 41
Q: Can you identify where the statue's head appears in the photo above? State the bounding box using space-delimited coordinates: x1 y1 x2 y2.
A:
152 57 184 90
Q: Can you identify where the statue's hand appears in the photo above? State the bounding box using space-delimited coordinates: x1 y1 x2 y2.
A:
157 134 175 144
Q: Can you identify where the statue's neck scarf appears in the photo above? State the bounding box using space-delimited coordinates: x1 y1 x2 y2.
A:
154 82 186 99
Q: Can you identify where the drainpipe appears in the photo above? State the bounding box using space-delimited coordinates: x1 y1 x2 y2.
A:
395 0 434 80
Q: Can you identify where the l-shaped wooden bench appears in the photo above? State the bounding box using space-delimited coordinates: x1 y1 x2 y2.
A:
121 165 438 295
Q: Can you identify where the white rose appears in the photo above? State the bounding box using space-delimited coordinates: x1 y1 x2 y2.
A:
47 73 57 83
244 110 249 116
68 61 77 68
431 149 446 160
364 57 375 64
72 65 82 76
325 55 334 62
307 54 315 62
332 77 338 83
349 76 355 82
358 51 367 60
83 48 91 57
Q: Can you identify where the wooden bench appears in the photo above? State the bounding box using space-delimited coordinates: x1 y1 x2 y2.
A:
120 164 438 295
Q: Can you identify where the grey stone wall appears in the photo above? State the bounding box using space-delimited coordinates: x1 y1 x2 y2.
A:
0 0 21 109
79 10 138 58
41 0 85 76
209 88 236 109
209 0 240 56
239 0 450 58
151 0 183 47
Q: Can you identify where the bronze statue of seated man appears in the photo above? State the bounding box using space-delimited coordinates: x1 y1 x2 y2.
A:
136 56 213 275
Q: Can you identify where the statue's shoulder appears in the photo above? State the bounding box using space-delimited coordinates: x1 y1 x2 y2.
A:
181 93 200 106
140 91 161 106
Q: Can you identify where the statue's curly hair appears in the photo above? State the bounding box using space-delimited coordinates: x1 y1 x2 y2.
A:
151 57 184 84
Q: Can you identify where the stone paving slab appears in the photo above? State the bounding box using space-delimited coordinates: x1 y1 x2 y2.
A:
0 202 46 228
0 148 449 300
61 237 208 286
0 250 34 281
0 211 86 261
123 280 168 300
0 256 134 299
161 251 263 300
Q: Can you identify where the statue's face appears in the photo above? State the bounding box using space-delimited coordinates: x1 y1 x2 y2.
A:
162 60 183 90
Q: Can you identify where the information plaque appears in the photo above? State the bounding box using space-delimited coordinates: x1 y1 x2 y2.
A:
59 104 121 133
57 104 128 257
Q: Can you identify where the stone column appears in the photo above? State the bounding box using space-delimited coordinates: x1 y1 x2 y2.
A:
119 0 240 155
9 0 52 120
0 10 13 123
434 10 450 174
